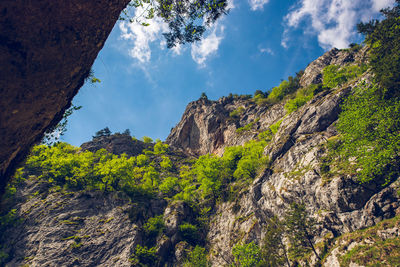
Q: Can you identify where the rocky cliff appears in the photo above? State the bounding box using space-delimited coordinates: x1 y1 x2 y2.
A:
1 46 399 267
0 0 130 196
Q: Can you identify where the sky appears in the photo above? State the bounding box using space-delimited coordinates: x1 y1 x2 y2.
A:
62 0 395 146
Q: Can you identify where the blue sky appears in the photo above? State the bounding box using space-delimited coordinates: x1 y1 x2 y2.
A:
62 0 394 146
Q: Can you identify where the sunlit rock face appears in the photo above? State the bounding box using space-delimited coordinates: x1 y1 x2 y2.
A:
0 0 130 195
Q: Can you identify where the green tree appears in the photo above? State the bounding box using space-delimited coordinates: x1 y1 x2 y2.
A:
184 246 209 267
261 216 290 267
357 0 400 96
232 242 261 267
337 83 400 184
93 127 112 138
284 202 320 262
121 0 229 48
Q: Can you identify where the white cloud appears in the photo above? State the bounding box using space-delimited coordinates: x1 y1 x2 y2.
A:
119 5 173 63
283 0 396 49
249 0 270 11
260 47 274 55
191 24 225 67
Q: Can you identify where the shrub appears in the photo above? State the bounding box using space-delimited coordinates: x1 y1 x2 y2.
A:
143 215 165 242
129 245 158 266
142 136 153 143
229 107 245 118
358 1 400 96
337 83 400 184
159 176 179 194
179 223 200 244
160 156 173 170
322 64 368 88
268 72 303 102
154 141 169 154
232 242 262 267
270 120 282 135
184 246 208 267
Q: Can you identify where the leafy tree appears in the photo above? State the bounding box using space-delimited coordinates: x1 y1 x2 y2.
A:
42 104 82 145
93 127 112 138
232 242 262 267
337 83 400 184
357 0 400 97
284 202 320 262
179 222 200 244
261 216 290 267
142 136 153 143
129 245 158 266
123 129 131 136
268 71 303 102
160 156 173 170
184 246 209 267
143 215 165 244
154 141 169 154
121 0 229 48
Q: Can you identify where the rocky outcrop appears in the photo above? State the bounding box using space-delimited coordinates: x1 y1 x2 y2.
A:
299 46 369 88
1 46 399 266
0 0 130 195
166 48 368 157
166 97 284 156
81 134 151 157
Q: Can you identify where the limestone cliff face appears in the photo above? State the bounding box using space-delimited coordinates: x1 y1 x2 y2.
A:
166 97 284 156
80 134 151 157
166 47 368 157
1 47 399 267
0 0 129 195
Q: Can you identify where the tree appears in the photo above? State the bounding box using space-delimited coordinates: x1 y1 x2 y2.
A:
120 0 229 48
93 127 112 138
261 216 290 267
42 104 82 145
232 242 262 267
123 129 131 136
284 202 320 262
357 0 400 97
200 92 208 100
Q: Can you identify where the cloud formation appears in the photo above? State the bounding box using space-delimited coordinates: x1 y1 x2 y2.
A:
283 0 396 49
191 24 225 67
249 0 270 11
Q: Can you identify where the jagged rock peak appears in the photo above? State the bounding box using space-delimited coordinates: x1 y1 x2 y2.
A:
80 133 151 157
166 47 368 157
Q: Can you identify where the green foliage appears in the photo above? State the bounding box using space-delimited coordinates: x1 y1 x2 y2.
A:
200 92 208 100
160 156 173 170
261 216 289 267
159 176 179 194
233 140 268 181
284 202 320 261
179 223 200 244
42 104 82 145
129 245 157 266
136 154 149 167
322 64 368 88
153 141 169 154
93 127 112 138
236 118 260 134
270 119 282 135
142 136 153 144
268 72 303 102
358 1 400 96
229 107 245 118
121 0 228 48
336 83 400 184
232 242 262 267
184 246 209 267
143 215 165 243
284 84 319 114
